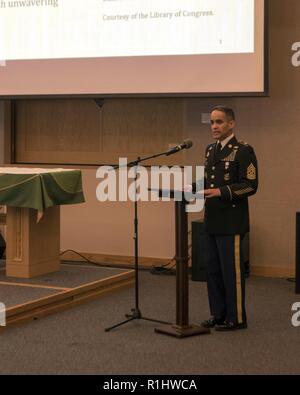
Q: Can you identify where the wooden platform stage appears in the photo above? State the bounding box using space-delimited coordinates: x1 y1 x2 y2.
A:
0 260 134 330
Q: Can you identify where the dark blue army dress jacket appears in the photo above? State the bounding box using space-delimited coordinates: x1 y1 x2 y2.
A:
202 136 258 235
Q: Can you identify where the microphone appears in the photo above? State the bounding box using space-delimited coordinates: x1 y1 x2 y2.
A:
166 139 193 156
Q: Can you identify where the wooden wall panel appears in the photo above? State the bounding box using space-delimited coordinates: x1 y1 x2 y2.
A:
1 100 12 164
102 99 183 156
14 98 184 166
15 99 102 164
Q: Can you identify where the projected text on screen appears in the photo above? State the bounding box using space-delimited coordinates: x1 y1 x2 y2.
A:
0 0 255 61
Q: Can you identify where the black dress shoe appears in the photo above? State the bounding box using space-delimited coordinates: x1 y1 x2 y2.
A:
214 321 247 331
201 317 225 328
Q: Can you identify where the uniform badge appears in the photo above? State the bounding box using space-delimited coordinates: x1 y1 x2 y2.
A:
247 163 256 180
225 162 230 170
224 173 230 181
228 144 232 149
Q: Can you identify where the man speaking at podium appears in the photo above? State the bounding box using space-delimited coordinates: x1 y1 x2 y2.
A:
199 106 258 331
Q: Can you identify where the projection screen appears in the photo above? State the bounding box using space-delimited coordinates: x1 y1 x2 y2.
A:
0 0 268 97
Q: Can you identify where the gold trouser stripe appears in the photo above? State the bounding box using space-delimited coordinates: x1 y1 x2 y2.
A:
234 235 243 324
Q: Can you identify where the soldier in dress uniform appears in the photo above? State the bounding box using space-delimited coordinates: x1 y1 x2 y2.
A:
199 106 258 331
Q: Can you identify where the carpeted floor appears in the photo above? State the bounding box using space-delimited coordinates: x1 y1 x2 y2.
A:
0 272 299 374
0 262 129 308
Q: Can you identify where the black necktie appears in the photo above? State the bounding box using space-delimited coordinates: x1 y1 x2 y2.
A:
215 142 222 155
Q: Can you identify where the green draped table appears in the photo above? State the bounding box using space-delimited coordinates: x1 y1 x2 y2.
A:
0 167 85 278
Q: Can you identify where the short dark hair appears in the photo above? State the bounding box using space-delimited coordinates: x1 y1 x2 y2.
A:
210 106 235 121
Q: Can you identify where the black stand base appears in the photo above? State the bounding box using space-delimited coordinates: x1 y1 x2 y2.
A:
155 324 210 338
105 308 171 332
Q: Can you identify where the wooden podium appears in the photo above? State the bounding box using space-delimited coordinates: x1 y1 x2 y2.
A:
6 206 60 278
0 167 85 279
152 190 210 338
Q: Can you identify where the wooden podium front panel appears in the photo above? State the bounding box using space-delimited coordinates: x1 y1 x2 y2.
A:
6 206 60 278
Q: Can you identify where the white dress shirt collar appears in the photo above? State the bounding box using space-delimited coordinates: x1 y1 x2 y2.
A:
218 133 235 149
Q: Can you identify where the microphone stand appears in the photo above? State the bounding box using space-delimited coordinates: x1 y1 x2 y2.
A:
105 148 180 332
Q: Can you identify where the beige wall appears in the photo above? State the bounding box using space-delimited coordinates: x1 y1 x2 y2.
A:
61 170 176 259
1 0 300 275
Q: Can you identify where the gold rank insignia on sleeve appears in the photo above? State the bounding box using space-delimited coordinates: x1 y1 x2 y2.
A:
247 163 256 180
